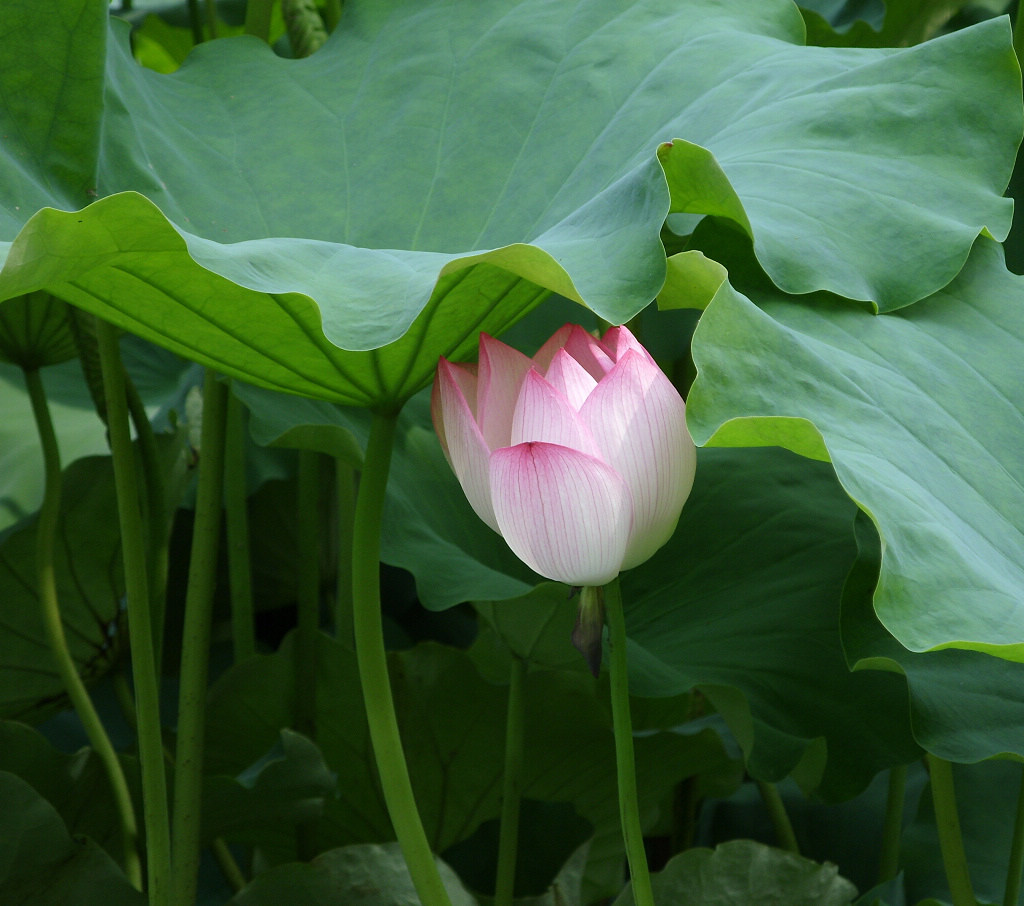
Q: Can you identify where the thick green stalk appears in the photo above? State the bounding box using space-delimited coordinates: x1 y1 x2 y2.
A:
352 411 453 906
927 754 977 906
1014 0 1024 64
494 655 527 906
755 780 799 854
295 450 320 741
171 372 229 906
879 764 907 883
97 319 172 906
223 389 256 663
25 367 142 890
334 458 356 647
601 579 654 906
1003 765 1024 906
125 375 170 674
243 0 275 40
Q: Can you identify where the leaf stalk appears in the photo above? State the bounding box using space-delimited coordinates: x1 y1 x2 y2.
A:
351 410 454 906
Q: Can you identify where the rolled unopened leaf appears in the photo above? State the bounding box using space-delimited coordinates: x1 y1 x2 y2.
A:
432 324 696 587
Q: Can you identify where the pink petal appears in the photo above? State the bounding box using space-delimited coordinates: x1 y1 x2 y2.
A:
579 350 695 569
531 324 575 373
434 358 500 532
510 369 599 457
477 333 534 451
601 324 657 366
432 358 477 458
490 442 633 586
563 324 616 380
543 348 599 412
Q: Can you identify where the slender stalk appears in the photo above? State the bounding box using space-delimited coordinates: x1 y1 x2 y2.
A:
295 450 320 741
125 374 170 674
352 411 453 906
334 458 356 648
223 389 256 663
1003 765 1024 906
171 371 229 906
494 655 527 906
755 780 799 854
97 319 172 906
602 579 654 906
25 367 142 889
1014 0 1024 64
927 754 977 906
211 838 247 893
878 764 907 883
243 0 275 41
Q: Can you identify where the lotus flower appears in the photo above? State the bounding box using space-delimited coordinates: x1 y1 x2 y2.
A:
432 324 696 587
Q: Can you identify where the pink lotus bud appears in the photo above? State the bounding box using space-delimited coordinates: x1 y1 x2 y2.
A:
432 325 696 587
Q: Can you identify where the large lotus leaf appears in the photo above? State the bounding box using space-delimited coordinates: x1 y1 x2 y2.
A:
686 238 1024 660
843 512 1024 763
0 1 1017 409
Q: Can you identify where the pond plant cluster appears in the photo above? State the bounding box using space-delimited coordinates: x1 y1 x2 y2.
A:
0 1 1023 904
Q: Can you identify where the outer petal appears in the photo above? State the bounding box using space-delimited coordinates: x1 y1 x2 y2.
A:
579 349 696 569
490 442 633 586
432 357 477 460
543 348 598 412
433 357 500 532
477 333 534 451
601 324 657 367
510 368 600 457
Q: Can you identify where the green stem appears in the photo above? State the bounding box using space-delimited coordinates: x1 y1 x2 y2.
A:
295 450 320 740
125 374 169 675
878 764 907 883
602 579 654 906
755 780 799 854
494 655 526 906
243 0 275 41
97 319 172 906
223 389 256 663
171 371 229 906
334 458 356 648
25 367 142 890
211 838 247 893
1003 764 1024 906
352 411 453 906
1014 0 1024 64
927 754 977 906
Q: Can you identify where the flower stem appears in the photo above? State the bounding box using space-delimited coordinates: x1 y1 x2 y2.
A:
926 754 977 906
1003 765 1024 906
171 371 229 906
24 366 142 890
602 579 654 906
878 763 907 883
755 780 799 854
223 388 256 663
494 654 526 906
295 450 320 742
97 319 172 906
352 410 453 906
334 458 356 648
